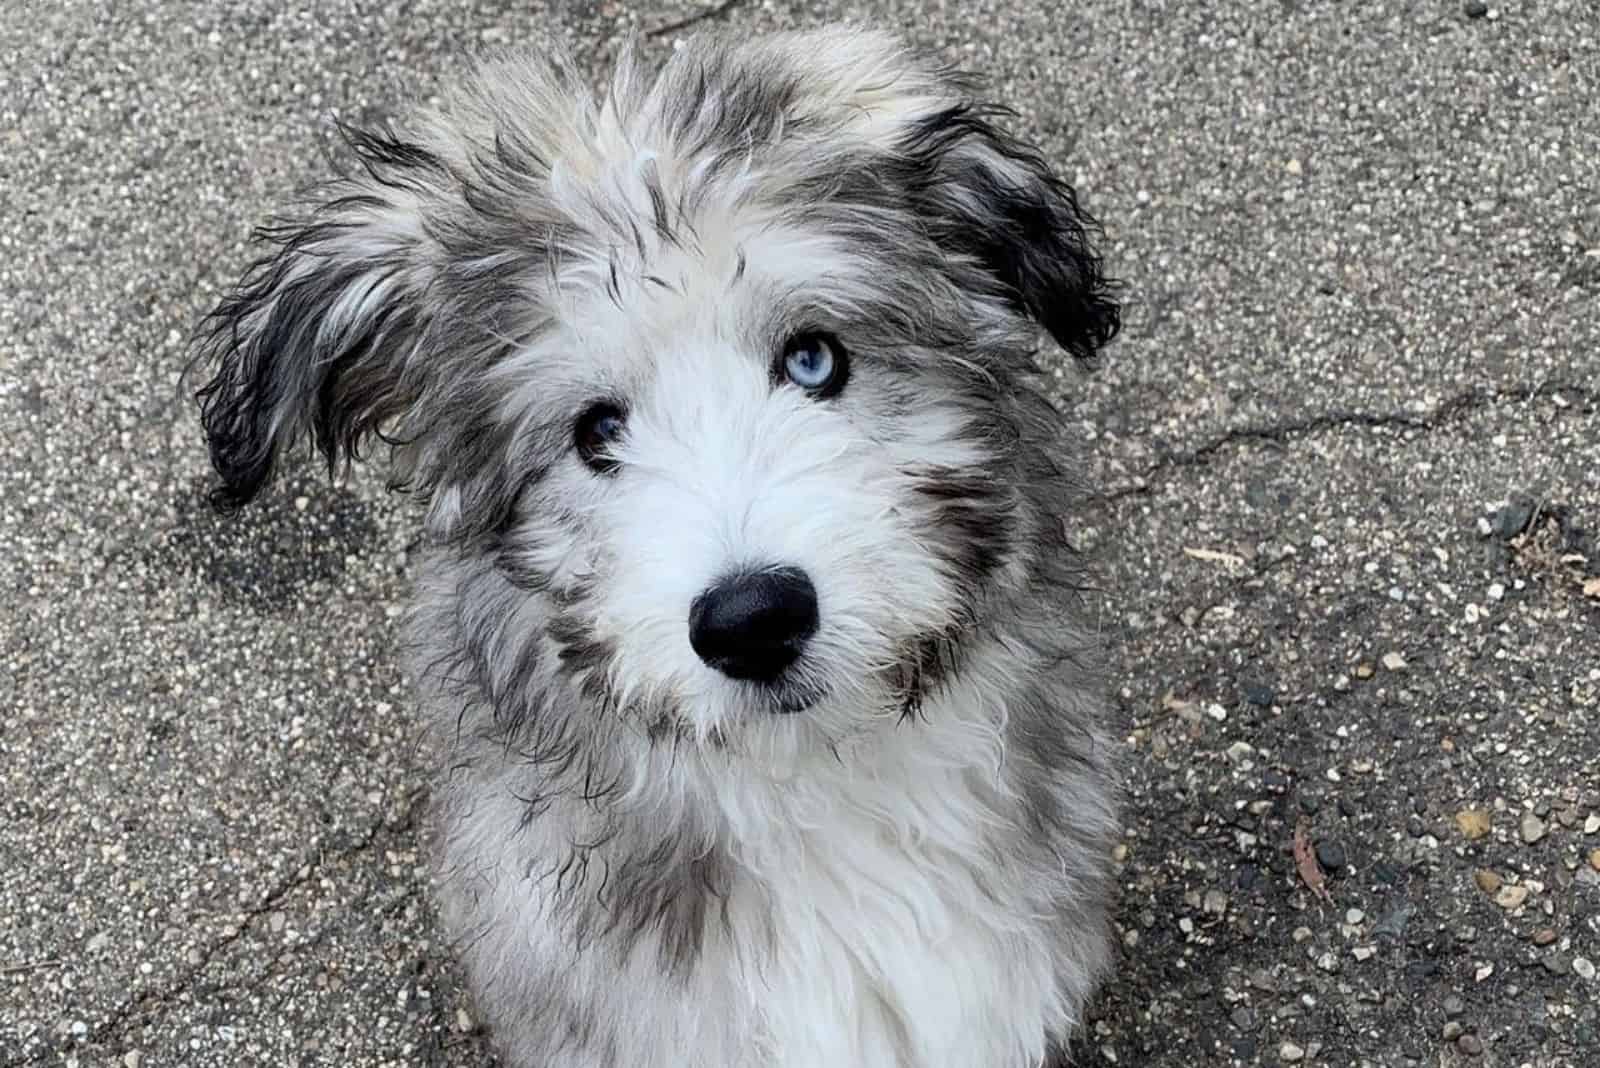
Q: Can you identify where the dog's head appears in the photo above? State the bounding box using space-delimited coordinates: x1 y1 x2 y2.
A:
190 29 1118 742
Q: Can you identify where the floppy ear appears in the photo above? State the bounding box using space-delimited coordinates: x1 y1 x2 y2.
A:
187 124 454 510
897 103 1120 362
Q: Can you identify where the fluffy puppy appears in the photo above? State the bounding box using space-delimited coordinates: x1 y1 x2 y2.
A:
190 26 1121 1068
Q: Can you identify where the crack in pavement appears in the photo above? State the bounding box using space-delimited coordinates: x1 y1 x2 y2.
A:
3 792 423 1068
646 0 751 38
1089 381 1597 506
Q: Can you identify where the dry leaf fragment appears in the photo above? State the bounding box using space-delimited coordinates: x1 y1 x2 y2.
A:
1293 822 1332 904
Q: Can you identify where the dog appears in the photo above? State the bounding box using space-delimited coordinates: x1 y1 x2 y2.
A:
188 26 1121 1068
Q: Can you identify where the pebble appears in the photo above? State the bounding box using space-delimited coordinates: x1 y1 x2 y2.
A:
1244 683 1276 707
1203 889 1228 915
1457 1034 1484 1056
1584 814 1600 835
1456 809 1491 840
1373 904 1414 941
1315 840 1347 872
1490 496 1535 540
1533 928 1558 946
1443 995 1465 1018
1494 884 1530 910
1575 957 1597 981
1443 1021 1464 1041
1463 0 1488 17
1344 908 1365 926
1279 1041 1306 1063
1474 869 1503 894
1589 849 1600 872
1381 652 1407 671
456 1007 475 1032
124 1055 142 1068
1231 1007 1260 1032
1355 662 1375 680
1521 814 1547 844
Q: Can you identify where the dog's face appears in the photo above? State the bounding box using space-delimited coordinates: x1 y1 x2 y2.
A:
192 29 1117 743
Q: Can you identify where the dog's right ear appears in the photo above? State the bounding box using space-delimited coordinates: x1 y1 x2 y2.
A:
187 124 452 510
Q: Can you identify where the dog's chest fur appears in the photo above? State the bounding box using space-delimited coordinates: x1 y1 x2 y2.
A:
437 694 1075 1068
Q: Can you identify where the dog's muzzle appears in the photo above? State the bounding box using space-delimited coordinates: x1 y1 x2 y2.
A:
688 566 818 687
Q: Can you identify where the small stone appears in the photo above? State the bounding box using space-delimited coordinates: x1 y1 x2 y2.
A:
1533 928 1558 946
1345 908 1365 926
1352 945 1376 961
1457 1033 1484 1056
1542 954 1571 976
1206 703 1228 722
1373 904 1414 941
1494 884 1529 910
1443 995 1465 1018
1226 741 1256 763
1443 1021 1464 1041
1462 0 1488 17
1285 158 1303 177
1588 849 1600 872
1455 809 1492 840
1231 1006 1260 1032
1521 814 1547 844
1279 1041 1306 1063
1244 683 1276 707
1315 840 1346 872
1381 652 1407 672
1355 662 1375 680
1203 889 1228 915
1584 814 1599 835
123 1054 141 1068
1474 869 1502 894
1575 957 1597 981
456 1007 475 1032
1490 495 1535 540
1475 962 1495 982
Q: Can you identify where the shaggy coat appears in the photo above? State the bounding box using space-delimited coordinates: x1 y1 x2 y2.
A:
190 27 1121 1068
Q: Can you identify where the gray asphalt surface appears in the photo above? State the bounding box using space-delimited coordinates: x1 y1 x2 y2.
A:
3 1 1597 1066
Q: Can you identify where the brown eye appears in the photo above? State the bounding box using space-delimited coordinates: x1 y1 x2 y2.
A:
574 402 626 474
779 332 849 398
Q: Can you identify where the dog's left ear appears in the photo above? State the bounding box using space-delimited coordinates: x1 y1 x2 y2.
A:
898 104 1120 361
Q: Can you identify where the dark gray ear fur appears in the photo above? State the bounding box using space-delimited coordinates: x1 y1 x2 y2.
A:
897 101 1120 362
186 123 451 511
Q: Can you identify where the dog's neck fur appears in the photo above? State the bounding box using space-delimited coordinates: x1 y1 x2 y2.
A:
416 555 1113 1068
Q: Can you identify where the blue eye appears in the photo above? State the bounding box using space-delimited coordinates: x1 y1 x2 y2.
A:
781 332 849 397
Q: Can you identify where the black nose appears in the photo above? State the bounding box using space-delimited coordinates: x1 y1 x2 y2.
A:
689 567 818 683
